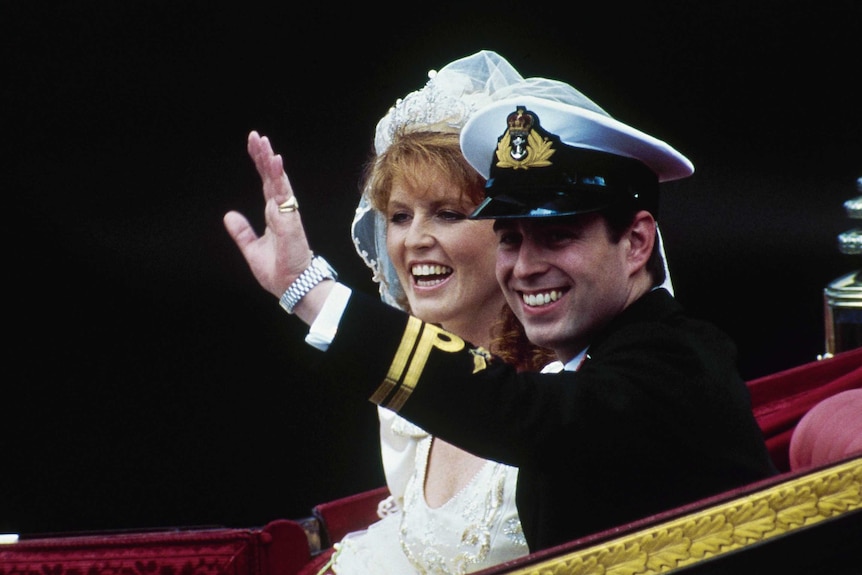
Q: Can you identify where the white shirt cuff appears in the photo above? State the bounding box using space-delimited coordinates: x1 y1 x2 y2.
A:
305 282 352 351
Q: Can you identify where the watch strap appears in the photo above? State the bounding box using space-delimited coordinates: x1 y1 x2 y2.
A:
279 256 337 314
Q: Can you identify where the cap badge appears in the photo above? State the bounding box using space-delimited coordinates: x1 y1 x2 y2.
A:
495 106 556 170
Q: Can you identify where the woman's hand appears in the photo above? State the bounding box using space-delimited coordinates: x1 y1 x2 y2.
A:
223 130 314 300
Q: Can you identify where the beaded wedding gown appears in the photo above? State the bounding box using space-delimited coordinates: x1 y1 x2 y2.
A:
329 411 527 574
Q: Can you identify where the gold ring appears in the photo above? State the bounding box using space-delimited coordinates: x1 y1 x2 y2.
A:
278 196 299 213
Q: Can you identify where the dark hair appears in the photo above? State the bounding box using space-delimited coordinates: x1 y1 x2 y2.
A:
602 203 666 288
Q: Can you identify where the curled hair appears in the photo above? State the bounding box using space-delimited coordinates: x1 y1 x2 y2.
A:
490 304 557 372
361 131 485 213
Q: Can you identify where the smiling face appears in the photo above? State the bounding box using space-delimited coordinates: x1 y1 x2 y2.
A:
385 166 505 344
493 211 656 362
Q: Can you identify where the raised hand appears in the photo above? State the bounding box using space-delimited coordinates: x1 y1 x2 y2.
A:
223 131 314 302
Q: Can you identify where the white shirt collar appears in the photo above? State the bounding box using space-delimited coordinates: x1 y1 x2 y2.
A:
541 348 588 373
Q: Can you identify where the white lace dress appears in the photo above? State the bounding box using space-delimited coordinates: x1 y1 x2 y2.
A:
329 410 527 574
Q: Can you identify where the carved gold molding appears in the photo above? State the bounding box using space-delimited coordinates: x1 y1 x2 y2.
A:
506 456 862 575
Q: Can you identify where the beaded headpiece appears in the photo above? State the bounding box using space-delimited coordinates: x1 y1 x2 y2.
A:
353 50 532 306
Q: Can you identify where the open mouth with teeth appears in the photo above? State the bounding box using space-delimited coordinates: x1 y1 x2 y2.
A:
412 264 453 287
521 289 566 307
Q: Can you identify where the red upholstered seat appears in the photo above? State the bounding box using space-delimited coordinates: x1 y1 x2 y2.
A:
789 388 862 470
311 485 390 547
288 486 390 574
0 519 314 575
748 346 862 471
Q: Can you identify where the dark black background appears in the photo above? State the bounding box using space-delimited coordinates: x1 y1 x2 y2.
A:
2 0 860 536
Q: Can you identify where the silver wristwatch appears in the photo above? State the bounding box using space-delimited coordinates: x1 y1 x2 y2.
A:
279 255 338 314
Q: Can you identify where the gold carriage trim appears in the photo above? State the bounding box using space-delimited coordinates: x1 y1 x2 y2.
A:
504 456 862 575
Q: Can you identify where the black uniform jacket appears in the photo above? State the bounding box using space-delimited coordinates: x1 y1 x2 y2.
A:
319 287 778 552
